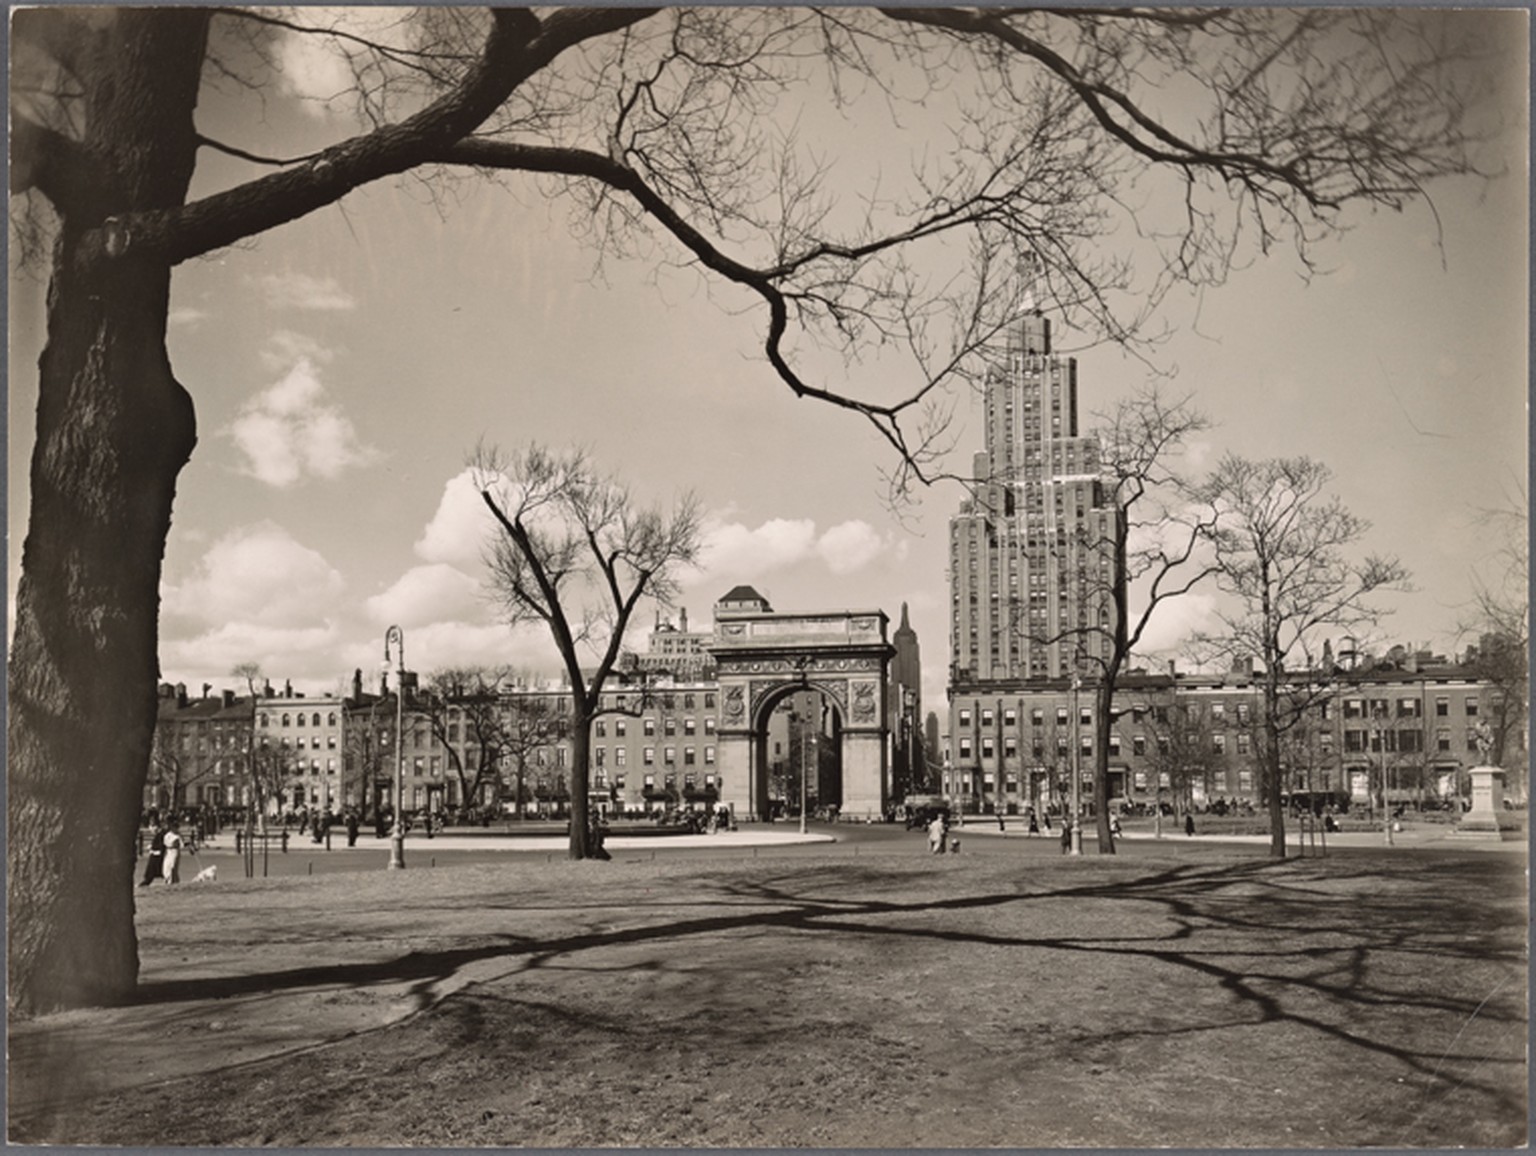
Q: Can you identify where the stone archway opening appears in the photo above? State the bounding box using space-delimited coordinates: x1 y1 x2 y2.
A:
756 686 845 821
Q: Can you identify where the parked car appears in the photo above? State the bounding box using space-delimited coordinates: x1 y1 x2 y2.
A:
903 795 952 830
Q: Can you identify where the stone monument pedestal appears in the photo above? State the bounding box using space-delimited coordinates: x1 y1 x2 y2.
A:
1450 766 1518 842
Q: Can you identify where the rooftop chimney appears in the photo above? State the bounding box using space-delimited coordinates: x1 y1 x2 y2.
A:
222 689 236 708
679 607 689 633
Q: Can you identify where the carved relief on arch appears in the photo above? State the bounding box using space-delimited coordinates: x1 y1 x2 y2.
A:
850 679 879 724
748 677 848 727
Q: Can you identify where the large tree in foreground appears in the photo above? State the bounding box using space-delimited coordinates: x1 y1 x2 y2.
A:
7 6 1490 1010
1198 455 1408 859
477 445 701 860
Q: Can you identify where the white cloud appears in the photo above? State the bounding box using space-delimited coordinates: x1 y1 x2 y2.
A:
1131 590 1222 658
366 564 483 628
159 621 343 689
273 9 415 116
168 306 208 327
817 520 889 575
162 522 345 628
225 355 378 487
259 329 334 372
255 271 357 311
403 620 557 674
415 469 497 567
690 517 817 585
685 514 902 590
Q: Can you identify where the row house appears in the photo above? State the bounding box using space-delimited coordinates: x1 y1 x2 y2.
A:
945 648 1524 815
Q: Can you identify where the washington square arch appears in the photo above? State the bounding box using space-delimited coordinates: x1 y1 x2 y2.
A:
709 586 898 822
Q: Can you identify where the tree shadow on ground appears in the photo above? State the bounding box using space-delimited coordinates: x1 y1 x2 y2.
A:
125 853 1525 1134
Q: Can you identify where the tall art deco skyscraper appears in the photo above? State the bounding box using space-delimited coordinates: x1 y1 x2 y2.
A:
948 301 1121 688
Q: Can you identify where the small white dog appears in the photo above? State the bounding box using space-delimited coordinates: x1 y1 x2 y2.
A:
192 865 218 883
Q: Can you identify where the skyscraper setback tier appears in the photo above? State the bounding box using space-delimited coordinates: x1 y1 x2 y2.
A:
949 308 1120 684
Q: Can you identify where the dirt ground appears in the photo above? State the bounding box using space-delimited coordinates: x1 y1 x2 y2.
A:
9 845 1528 1148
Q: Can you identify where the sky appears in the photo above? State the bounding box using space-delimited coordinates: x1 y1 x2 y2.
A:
7 8 1529 720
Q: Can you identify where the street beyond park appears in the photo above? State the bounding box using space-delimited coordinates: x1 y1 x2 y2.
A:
10 825 1527 1148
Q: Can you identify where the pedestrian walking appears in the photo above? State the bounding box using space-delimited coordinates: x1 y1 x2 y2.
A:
139 821 168 886
928 814 947 854
161 822 184 884
1027 811 1040 837
996 812 1006 832
345 810 360 847
1184 812 1196 837
1060 818 1073 853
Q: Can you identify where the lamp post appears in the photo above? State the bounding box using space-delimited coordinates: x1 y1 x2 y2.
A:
1069 673 1083 856
384 625 406 869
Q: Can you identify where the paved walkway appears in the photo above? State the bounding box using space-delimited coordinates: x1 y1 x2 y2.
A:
957 821 1526 852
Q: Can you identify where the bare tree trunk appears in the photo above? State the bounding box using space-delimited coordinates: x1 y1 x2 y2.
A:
7 9 207 1013
567 709 592 859
1262 670 1287 860
1093 682 1116 853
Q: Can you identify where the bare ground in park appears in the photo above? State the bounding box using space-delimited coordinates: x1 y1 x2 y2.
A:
8 841 1528 1148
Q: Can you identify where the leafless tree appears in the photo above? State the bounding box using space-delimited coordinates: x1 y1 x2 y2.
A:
477 444 702 858
421 666 536 811
1145 701 1229 820
7 4 1495 1010
1026 386 1220 852
1197 455 1409 858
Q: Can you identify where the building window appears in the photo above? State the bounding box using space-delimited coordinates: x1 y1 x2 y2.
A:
684 718 696 736
615 748 627 767
644 718 657 736
684 747 696 766
959 708 973 727
1465 698 1479 717
981 709 994 727
1212 734 1226 754
664 718 677 737
1133 734 1146 756
1344 699 1363 720
1435 696 1449 717
644 747 655 766
1004 709 1017 727
959 738 973 759
705 746 715 765
1236 733 1250 755
616 719 627 737
595 720 606 737
981 737 995 758
1398 698 1420 718
1056 707 1069 726
1031 708 1044 726
664 747 676 765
